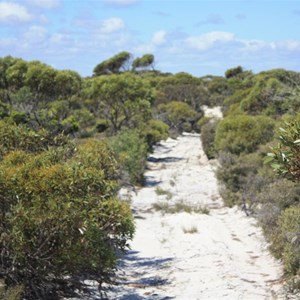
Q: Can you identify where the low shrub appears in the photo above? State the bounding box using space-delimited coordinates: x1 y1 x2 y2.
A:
110 129 148 184
0 123 134 299
144 119 169 149
217 151 270 208
215 115 275 155
200 119 219 159
277 206 300 275
158 101 199 134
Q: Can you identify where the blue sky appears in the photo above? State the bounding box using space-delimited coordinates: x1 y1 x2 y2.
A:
1 0 300 77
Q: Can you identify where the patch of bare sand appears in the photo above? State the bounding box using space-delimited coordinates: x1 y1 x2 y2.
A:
103 133 284 300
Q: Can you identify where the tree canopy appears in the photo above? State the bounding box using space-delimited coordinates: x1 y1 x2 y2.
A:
93 51 132 76
132 54 155 71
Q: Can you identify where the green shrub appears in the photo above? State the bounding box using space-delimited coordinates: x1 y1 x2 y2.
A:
0 123 134 299
0 120 69 157
258 180 300 242
264 119 300 278
215 115 275 155
96 119 109 133
110 129 148 184
0 100 9 119
200 119 219 159
267 120 300 181
144 119 169 149
9 111 28 125
217 151 268 207
277 206 300 275
158 101 198 134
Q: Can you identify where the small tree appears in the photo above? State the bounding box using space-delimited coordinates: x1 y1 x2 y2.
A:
87 73 153 134
132 54 155 71
158 101 198 133
93 51 132 76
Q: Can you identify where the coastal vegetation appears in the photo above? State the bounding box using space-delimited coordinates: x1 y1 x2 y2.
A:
0 52 299 298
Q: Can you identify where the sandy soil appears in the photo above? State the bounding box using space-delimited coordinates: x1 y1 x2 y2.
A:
102 132 284 300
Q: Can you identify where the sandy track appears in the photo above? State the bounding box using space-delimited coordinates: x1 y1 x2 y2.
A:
105 133 283 300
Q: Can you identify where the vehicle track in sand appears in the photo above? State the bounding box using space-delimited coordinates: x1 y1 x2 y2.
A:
105 132 284 300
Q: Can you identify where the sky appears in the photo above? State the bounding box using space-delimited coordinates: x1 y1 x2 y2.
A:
0 0 300 77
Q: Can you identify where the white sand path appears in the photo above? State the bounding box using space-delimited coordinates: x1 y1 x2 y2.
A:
104 132 284 300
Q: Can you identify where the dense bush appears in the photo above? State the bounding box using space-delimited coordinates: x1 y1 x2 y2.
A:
217 151 266 207
274 206 300 275
110 129 148 185
158 101 199 134
0 123 134 299
267 120 300 181
0 120 69 157
265 120 300 280
258 179 300 242
144 119 169 149
215 115 275 155
200 119 219 159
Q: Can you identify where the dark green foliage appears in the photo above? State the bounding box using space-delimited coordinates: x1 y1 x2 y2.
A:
217 151 266 207
258 179 300 239
200 119 219 159
155 73 208 110
93 51 132 76
132 54 155 71
267 120 300 181
215 115 275 154
0 123 134 299
144 119 169 149
87 73 153 134
272 206 300 275
96 119 109 133
110 129 148 184
238 70 300 116
225 66 244 79
0 101 9 118
158 101 199 134
0 120 69 157
264 120 300 277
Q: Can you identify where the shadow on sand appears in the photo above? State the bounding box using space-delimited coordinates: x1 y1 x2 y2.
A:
147 156 183 164
108 251 175 300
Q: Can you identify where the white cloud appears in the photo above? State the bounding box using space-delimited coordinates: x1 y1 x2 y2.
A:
279 40 300 51
151 30 167 46
104 0 138 7
239 39 300 52
23 26 48 44
239 39 269 52
100 17 125 33
186 31 235 50
134 30 167 54
27 0 60 9
0 2 32 22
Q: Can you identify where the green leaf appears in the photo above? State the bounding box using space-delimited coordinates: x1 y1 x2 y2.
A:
271 163 281 170
264 155 275 164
